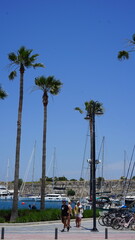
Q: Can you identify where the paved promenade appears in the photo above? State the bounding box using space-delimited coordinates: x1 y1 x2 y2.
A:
0 218 135 240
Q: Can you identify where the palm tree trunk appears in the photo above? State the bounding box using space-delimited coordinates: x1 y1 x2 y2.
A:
91 109 98 231
10 67 24 222
90 118 93 201
40 101 47 209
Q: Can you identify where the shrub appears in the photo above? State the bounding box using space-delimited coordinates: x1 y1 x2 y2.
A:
67 189 75 196
83 209 100 218
0 217 5 223
0 210 11 222
0 208 99 223
16 209 61 223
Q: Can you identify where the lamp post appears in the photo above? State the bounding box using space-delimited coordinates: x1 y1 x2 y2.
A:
81 100 103 232
84 116 93 202
85 104 98 232
91 107 98 232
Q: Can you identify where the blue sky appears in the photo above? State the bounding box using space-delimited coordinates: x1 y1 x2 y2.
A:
0 0 135 182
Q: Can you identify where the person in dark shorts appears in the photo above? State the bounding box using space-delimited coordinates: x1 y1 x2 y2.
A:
61 200 69 232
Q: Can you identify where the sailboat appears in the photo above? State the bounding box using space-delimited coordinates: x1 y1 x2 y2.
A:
44 148 69 202
0 185 14 199
0 159 14 200
19 146 70 202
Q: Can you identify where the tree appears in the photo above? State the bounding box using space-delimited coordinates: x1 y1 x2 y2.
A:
120 176 127 180
12 178 23 189
76 100 104 232
67 189 75 196
96 177 104 189
79 177 84 181
35 75 62 210
75 100 104 199
118 34 135 60
46 177 53 182
0 85 7 99
57 176 68 181
8 46 44 222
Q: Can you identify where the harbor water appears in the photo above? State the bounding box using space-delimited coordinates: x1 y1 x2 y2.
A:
0 199 75 210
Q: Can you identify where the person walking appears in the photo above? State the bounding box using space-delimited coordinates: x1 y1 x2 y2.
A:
67 200 72 228
74 201 83 227
61 200 69 232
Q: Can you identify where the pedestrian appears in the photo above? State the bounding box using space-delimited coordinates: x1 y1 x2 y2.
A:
32 204 37 210
67 200 72 228
74 201 83 227
28 204 31 209
61 200 69 232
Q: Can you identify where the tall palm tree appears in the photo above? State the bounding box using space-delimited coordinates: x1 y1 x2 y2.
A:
35 75 62 210
118 34 135 60
75 100 104 231
0 85 7 99
75 100 104 200
8 46 45 222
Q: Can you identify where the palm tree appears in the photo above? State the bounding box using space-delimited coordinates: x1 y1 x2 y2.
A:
8 46 45 222
75 100 104 200
0 85 7 99
35 75 62 209
118 34 135 60
75 100 104 231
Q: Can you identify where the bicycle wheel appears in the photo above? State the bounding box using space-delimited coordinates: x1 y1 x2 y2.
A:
128 218 135 230
98 216 105 226
103 215 112 227
112 218 121 230
118 218 125 230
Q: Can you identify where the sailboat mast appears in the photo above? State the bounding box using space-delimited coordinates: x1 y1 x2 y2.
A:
124 150 126 178
101 136 105 191
32 141 36 194
6 159 10 190
52 147 56 190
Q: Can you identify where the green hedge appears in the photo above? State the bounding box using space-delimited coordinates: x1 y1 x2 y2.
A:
0 209 100 223
16 209 61 223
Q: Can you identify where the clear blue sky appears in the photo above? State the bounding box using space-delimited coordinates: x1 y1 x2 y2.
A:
0 0 135 182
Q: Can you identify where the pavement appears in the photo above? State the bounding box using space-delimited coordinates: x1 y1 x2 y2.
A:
0 218 135 240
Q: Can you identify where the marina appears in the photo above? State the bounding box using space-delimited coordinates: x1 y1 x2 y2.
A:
0 198 71 210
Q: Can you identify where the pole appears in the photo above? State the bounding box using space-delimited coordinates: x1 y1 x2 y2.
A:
89 119 93 201
55 228 58 239
1 227 4 239
105 228 108 239
91 105 98 232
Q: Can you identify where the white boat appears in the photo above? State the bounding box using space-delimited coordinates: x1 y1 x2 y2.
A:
19 193 70 202
125 195 135 207
45 193 70 202
0 185 14 199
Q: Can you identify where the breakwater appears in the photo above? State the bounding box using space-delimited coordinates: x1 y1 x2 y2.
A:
1 179 135 198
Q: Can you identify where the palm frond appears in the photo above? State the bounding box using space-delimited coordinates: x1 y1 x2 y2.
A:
84 100 104 115
18 46 32 56
132 34 135 42
118 51 129 60
0 86 8 99
8 71 17 80
35 76 46 89
33 63 45 68
95 101 104 115
8 47 45 73
35 75 62 95
29 54 39 62
74 107 83 114
8 53 17 62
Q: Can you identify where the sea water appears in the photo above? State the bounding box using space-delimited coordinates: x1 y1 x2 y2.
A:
0 199 75 210
0 199 63 210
